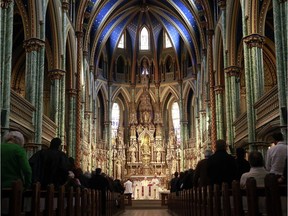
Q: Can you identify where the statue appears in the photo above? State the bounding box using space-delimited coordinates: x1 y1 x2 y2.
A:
116 161 121 179
141 135 150 154
131 151 136 163
156 151 161 162
169 129 176 146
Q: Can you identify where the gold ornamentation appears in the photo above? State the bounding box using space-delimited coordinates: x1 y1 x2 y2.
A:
224 66 240 77
214 85 224 94
0 0 12 9
217 0 226 9
48 69 65 80
62 1 69 11
66 88 77 96
243 34 265 48
23 38 45 52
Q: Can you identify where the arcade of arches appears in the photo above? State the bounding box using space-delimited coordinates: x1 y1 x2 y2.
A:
0 0 287 185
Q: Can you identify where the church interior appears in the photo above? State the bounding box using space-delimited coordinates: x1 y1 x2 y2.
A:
0 0 287 187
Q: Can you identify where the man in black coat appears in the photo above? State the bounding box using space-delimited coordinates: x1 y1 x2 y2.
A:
90 168 109 215
29 138 70 189
207 139 237 187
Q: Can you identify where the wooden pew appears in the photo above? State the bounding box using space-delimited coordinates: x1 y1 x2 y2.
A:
167 175 287 216
1 179 23 216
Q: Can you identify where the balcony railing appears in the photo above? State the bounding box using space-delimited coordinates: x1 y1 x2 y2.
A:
10 90 56 143
233 85 279 144
10 90 35 132
254 86 279 128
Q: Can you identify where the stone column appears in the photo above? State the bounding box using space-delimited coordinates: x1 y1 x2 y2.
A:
214 85 225 140
178 80 185 171
84 111 92 171
67 88 77 158
23 38 45 144
224 66 240 148
75 31 83 167
0 0 14 136
242 34 265 148
272 0 287 138
243 34 265 99
48 69 65 135
107 82 113 176
207 30 217 148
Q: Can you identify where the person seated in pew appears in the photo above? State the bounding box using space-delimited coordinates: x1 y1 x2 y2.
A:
194 149 212 187
1 131 32 189
235 147 250 181
207 139 237 187
240 151 268 189
29 137 70 189
266 132 287 179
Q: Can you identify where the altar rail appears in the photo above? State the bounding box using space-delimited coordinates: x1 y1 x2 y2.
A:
168 174 287 216
1 181 125 216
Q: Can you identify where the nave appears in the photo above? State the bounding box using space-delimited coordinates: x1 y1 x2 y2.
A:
120 209 171 216
120 199 171 216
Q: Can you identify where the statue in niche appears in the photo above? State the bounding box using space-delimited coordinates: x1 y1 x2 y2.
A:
142 110 152 124
156 124 162 136
141 59 149 75
156 151 161 162
116 161 121 179
169 129 176 147
141 134 150 154
130 125 136 137
131 151 136 163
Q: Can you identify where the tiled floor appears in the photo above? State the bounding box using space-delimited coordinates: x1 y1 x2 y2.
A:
120 209 172 216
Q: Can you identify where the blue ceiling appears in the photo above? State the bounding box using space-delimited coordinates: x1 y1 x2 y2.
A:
85 0 203 65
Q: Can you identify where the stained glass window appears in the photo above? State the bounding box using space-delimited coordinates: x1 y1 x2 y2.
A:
172 102 181 143
140 27 149 50
111 103 120 138
118 34 124 48
165 32 172 48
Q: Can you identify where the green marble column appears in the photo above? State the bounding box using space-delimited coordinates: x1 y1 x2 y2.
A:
243 34 265 149
23 38 45 144
273 0 287 139
67 89 77 158
207 30 217 148
178 80 184 171
48 70 65 135
0 1 13 137
215 85 224 140
224 66 241 149
107 83 113 176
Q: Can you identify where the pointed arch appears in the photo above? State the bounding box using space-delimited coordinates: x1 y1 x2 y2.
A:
112 87 131 105
140 26 150 50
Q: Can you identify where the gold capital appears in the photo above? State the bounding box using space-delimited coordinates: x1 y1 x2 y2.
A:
243 34 265 48
0 0 13 9
48 69 66 80
224 66 240 77
23 38 45 52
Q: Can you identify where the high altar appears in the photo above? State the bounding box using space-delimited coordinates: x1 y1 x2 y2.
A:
110 74 182 199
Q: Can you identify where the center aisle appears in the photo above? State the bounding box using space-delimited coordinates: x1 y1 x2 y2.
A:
119 199 172 216
120 209 172 216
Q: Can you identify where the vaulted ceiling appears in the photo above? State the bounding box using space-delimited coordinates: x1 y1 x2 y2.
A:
81 0 211 69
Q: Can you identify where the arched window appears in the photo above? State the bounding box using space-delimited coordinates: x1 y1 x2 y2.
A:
172 102 181 143
165 32 172 48
111 103 120 138
118 34 124 48
140 27 149 50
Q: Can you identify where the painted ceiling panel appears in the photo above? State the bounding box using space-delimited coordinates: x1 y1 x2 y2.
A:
108 16 132 54
85 0 203 68
159 16 181 56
